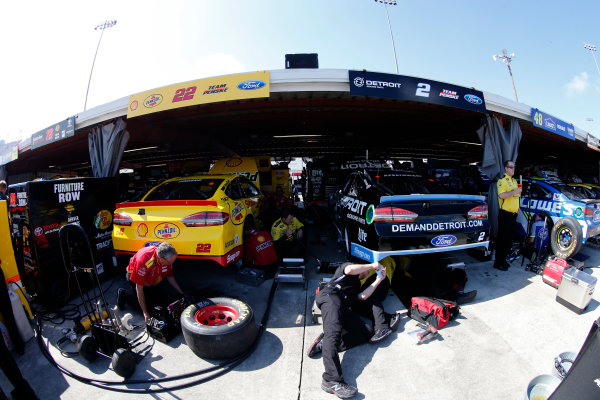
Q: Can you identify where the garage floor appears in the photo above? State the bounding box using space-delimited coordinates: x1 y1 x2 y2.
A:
2 221 600 400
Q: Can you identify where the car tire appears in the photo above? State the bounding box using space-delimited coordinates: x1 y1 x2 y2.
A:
550 217 583 259
111 348 136 378
181 297 257 360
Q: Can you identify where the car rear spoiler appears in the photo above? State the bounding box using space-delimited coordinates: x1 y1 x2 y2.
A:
580 199 600 205
380 194 486 203
115 200 219 209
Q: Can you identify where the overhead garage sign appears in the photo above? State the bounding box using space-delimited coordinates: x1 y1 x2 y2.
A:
127 71 270 118
349 70 486 113
31 117 75 150
531 109 575 140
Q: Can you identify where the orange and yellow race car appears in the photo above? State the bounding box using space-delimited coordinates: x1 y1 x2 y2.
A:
112 174 264 267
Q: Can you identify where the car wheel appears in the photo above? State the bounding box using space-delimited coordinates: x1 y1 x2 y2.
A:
77 334 99 362
111 348 136 378
181 297 257 360
550 217 583 259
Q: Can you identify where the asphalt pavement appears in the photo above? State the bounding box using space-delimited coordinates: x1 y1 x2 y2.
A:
2 225 599 400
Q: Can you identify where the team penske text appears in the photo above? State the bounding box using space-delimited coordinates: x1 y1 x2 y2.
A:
392 219 484 233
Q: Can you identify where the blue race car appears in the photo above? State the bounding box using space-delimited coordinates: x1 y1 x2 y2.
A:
518 178 600 258
331 169 490 262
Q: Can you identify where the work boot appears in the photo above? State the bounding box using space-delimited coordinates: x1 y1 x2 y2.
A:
307 332 324 358
455 290 477 305
321 379 358 399
388 312 401 332
117 288 127 310
369 327 392 344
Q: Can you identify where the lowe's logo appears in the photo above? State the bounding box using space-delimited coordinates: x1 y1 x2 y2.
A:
464 94 483 105
431 234 457 247
237 80 266 90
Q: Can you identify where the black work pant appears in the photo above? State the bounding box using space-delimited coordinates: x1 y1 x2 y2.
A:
495 209 517 267
274 240 305 260
316 288 373 383
353 277 390 331
123 274 180 312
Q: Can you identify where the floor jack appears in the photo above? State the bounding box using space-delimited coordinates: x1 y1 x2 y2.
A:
58 223 145 378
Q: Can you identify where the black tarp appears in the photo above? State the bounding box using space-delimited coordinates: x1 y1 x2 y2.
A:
477 114 522 237
548 316 600 399
88 118 129 178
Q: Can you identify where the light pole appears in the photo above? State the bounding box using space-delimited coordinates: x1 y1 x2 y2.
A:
84 20 117 111
493 49 518 102
583 43 600 77
373 0 399 74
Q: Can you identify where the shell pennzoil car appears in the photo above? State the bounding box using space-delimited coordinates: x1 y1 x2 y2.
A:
518 178 600 259
331 169 490 262
112 174 264 267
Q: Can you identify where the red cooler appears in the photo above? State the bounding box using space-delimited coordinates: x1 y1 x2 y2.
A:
543 256 568 288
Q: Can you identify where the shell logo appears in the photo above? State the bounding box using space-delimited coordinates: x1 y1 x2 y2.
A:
225 158 243 167
154 223 180 239
257 235 265 243
137 223 149 238
94 210 113 230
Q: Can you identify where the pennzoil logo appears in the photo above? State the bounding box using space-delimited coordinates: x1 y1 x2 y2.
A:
144 94 163 108
154 223 180 239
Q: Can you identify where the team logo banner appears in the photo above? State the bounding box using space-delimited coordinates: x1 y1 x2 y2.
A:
31 117 75 150
349 70 486 113
531 109 575 140
587 134 600 152
127 71 270 118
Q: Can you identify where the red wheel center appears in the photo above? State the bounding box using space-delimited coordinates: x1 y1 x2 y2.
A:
194 305 238 326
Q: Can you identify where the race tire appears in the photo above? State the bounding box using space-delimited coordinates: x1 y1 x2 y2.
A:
181 297 257 360
111 348 136 378
77 334 99 362
550 217 583 259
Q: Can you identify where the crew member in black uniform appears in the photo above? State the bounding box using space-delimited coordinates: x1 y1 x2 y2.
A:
307 261 390 399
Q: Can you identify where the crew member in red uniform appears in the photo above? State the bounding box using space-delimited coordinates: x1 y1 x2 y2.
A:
117 242 187 323
244 221 278 272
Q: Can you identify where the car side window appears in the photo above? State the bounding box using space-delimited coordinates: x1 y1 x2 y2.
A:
530 184 552 200
226 179 243 200
239 178 259 197
342 176 355 196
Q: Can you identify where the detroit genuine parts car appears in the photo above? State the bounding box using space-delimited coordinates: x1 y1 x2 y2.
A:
112 174 264 266
331 169 490 262
518 178 600 258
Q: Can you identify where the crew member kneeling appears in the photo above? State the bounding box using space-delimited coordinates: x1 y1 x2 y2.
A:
271 208 305 259
307 261 390 399
117 242 187 323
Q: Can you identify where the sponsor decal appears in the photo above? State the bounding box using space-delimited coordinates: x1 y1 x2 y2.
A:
358 227 367 242
392 219 484 233
360 79 402 89
351 243 374 262
575 208 584 218
340 196 368 215
154 223 180 239
440 89 459 99
348 213 366 225
366 204 375 225
54 182 84 203
129 100 138 112
226 250 241 264
203 83 228 95
96 239 111 250
224 239 234 248
237 80 266 90
225 158 243 167
94 210 112 230
544 118 556 130
353 77 365 87
96 263 104 275
520 199 563 215
464 94 483 105
144 94 163 108
137 223 149 238
553 193 561 201
340 161 391 170
196 243 212 253
94 231 112 239
431 235 457 247
232 202 244 221
34 227 43 236
256 241 272 251
257 235 265 243
234 233 239 244
68 216 79 223
144 241 162 247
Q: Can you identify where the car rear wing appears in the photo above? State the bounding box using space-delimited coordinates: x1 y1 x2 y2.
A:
380 194 486 203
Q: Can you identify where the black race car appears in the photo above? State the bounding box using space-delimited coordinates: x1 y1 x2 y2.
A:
331 170 490 262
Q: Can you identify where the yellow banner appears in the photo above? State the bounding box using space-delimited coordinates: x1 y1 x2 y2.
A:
127 71 270 118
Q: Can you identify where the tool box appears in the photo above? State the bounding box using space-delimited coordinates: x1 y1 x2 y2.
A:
556 267 597 314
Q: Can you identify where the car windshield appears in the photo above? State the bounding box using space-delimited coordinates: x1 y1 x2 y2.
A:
373 172 431 195
550 183 586 200
144 178 223 201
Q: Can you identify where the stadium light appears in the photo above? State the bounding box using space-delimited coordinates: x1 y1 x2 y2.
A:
583 43 600 77
373 0 399 74
84 20 117 111
493 49 518 102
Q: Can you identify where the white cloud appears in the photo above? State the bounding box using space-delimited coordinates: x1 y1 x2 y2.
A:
565 72 590 96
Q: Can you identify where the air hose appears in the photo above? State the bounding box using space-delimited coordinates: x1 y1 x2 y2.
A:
36 277 280 393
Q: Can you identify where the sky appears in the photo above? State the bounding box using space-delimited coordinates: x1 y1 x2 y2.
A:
1 0 600 144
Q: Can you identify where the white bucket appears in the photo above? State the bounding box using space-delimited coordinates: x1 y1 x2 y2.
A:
524 374 561 400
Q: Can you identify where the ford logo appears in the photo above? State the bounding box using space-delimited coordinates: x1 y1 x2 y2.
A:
464 94 483 105
431 234 457 247
144 241 162 247
144 94 163 108
237 80 266 90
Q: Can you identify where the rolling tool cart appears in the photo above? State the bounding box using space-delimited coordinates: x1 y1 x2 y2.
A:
58 223 144 378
